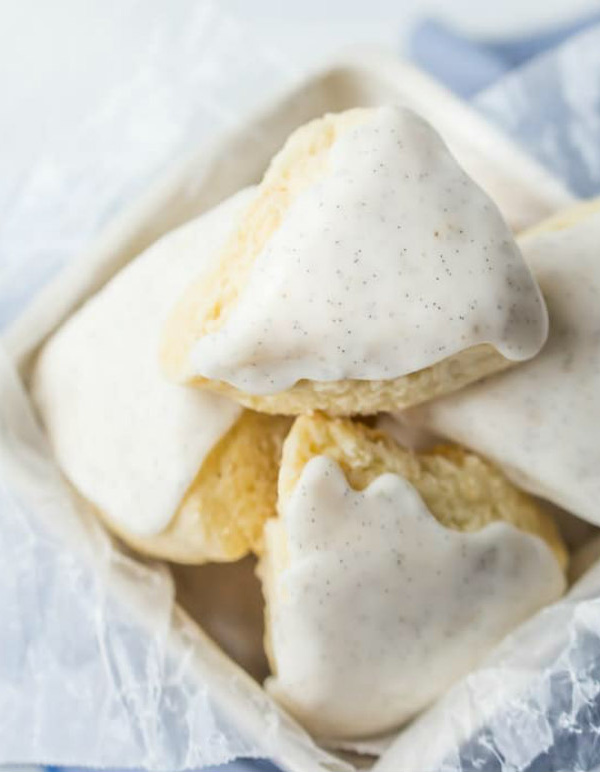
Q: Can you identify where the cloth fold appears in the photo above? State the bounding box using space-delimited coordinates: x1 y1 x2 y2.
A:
410 12 600 97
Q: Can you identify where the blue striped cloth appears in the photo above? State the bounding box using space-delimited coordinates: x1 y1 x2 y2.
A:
410 11 600 98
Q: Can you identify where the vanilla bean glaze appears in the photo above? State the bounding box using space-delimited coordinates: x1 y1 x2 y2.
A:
263 456 564 739
33 192 253 537
407 210 600 526
189 107 547 394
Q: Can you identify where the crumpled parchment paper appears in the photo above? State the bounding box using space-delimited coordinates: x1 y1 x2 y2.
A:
374 561 600 772
3 4 600 771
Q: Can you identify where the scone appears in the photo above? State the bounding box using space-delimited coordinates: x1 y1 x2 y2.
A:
33 190 290 564
162 105 548 416
406 199 600 526
259 414 566 739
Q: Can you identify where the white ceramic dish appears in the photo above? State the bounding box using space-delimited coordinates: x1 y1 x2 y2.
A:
2 52 576 772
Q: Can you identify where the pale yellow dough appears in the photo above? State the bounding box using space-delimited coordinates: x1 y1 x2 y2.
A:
174 344 512 417
161 108 522 416
105 411 291 563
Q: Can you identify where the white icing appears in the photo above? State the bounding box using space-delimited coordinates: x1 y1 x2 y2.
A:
409 213 600 526
33 190 253 537
265 456 564 739
189 106 547 394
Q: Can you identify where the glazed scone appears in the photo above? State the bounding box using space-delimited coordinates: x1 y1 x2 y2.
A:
260 414 566 739
106 410 290 563
33 190 290 564
406 199 600 526
162 105 548 416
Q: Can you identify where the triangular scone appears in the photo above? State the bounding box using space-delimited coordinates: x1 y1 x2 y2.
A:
406 199 600 526
259 414 566 739
162 106 548 416
33 190 290 564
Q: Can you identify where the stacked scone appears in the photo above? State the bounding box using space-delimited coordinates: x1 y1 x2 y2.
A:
36 104 600 742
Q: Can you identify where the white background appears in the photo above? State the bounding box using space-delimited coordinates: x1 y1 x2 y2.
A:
1 0 597 192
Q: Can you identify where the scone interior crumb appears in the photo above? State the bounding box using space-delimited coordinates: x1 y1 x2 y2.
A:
123 411 292 563
278 413 568 570
180 411 292 559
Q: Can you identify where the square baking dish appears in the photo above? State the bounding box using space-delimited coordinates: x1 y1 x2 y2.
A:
3 52 576 772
